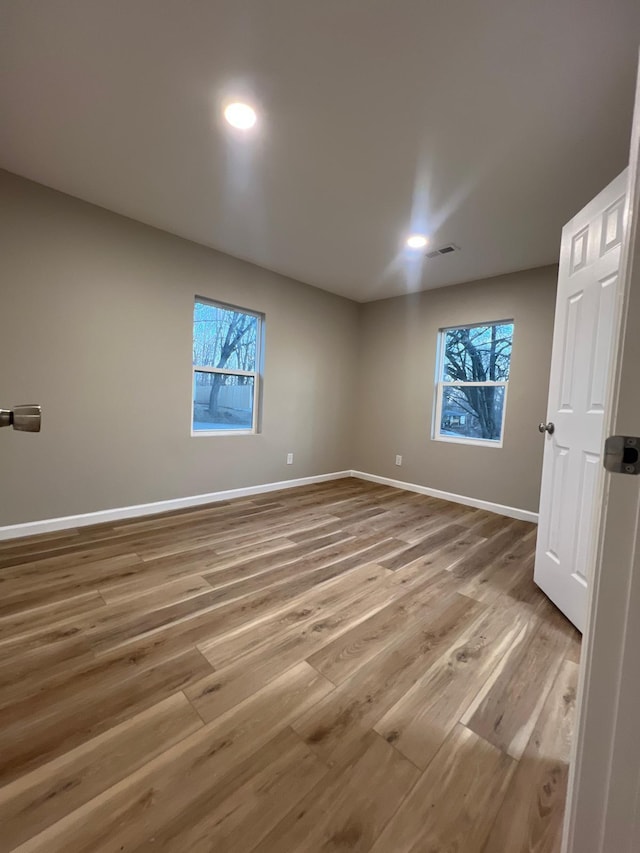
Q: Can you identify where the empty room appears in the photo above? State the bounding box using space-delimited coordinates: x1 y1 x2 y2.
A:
2 2 640 852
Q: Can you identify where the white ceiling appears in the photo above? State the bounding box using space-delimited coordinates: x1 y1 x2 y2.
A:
1 1 639 302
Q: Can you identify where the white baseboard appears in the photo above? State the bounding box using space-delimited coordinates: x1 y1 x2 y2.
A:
0 471 352 542
349 470 539 524
0 467 537 542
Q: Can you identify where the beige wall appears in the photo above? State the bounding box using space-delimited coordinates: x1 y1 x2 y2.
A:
0 171 358 525
353 267 558 513
0 171 558 527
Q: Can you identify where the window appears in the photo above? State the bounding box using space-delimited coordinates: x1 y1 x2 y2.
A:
192 298 263 434
433 320 514 447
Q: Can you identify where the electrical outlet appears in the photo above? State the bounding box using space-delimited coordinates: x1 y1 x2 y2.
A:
287 453 294 465
395 454 402 466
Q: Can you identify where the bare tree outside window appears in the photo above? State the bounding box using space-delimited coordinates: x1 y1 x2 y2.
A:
435 322 514 444
192 300 262 433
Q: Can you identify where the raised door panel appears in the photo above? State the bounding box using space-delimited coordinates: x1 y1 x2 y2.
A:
559 292 583 413
587 273 619 414
545 444 570 565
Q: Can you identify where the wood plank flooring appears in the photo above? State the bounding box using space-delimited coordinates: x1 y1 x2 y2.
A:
0 478 580 852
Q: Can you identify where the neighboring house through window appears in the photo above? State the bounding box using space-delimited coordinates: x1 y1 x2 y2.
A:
192 298 263 434
433 320 514 447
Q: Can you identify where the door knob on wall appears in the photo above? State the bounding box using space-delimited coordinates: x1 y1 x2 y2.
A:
0 405 42 432
538 421 555 435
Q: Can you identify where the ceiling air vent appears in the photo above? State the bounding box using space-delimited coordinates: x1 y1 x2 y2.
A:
426 244 459 259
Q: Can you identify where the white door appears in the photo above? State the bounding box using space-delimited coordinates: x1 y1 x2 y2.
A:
534 169 628 632
564 55 640 853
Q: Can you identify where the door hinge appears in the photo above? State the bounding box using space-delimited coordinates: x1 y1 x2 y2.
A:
603 436 640 475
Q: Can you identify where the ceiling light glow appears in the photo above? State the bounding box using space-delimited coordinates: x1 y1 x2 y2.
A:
224 102 257 130
406 234 428 250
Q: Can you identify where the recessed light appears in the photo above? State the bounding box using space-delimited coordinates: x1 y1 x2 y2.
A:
223 102 257 130
406 234 429 249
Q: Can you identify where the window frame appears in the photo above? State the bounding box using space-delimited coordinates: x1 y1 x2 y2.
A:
191 297 264 437
432 319 513 449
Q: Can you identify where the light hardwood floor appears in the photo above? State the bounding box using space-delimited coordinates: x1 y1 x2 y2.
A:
0 478 580 852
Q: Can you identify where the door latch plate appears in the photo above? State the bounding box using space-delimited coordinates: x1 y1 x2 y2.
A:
603 436 640 475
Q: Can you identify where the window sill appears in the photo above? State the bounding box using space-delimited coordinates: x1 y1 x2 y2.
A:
432 434 504 449
191 429 257 437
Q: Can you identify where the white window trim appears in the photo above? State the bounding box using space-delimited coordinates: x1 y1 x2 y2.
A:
432 319 513 448
191 299 263 437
